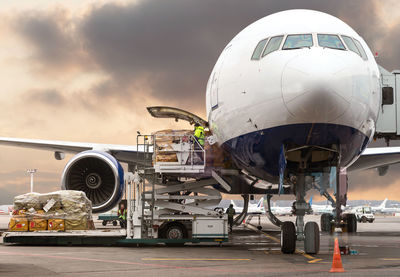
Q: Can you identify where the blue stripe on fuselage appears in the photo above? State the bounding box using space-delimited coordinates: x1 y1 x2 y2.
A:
222 123 369 182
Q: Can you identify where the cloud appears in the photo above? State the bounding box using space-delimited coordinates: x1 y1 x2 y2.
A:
14 8 91 74
26 89 65 106
14 0 391 111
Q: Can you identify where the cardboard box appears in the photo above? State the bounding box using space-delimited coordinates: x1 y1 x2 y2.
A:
29 218 47 231
8 218 28 232
48 219 65 231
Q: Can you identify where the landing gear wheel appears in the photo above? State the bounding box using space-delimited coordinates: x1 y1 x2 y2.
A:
343 214 357 233
102 220 107 226
320 213 332 232
257 225 262 230
304 222 320 254
281 221 296 254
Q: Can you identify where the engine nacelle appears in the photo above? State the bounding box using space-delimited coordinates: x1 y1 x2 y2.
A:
61 151 124 213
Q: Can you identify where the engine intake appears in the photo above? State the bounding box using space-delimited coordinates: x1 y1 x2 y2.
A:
61 151 124 213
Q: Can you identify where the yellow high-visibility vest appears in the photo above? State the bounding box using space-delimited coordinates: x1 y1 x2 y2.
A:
194 126 205 146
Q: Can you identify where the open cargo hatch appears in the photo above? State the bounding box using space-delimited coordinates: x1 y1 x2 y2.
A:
147 106 208 127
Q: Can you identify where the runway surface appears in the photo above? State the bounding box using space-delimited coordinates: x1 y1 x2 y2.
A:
0 215 400 276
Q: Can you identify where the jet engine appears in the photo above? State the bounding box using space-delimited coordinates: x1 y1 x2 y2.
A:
61 151 124 213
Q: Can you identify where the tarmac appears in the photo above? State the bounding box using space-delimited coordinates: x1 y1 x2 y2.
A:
0 214 400 276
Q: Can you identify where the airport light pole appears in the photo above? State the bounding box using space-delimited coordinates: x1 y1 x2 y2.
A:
26 169 37 193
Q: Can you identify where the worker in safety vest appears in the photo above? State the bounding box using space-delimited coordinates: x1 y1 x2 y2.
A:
118 203 127 228
226 204 236 233
193 123 205 162
194 123 205 147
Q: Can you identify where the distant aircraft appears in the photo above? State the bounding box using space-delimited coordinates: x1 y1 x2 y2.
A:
1 9 400 254
309 196 334 215
269 201 293 216
0 205 13 215
231 198 265 214
370 198 400 214
370 198 388 213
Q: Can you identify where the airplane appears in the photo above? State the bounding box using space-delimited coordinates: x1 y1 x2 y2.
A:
269 201 292 216
231 198 265 214
309 196 334 215
0 205 13 215
370 198 400 214
1 9 400 254
369 198 388 213
265 196 332 216
231 197 265 215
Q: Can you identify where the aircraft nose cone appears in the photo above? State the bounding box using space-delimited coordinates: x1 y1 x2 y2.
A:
282 51 353 122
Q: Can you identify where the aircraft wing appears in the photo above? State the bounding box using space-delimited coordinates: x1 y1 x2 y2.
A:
0 137 152 164
348 147 400 172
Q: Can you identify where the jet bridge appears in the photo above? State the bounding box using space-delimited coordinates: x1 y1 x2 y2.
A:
375 65 400 144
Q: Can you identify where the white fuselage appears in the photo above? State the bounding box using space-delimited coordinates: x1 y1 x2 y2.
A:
206 10 380 183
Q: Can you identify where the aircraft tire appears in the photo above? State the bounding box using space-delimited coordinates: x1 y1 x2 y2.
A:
344 213 357 233
304 221 320 254
320 213 332 232
281 221 296 254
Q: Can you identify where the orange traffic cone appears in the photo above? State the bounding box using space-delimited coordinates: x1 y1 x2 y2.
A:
330 238 345 273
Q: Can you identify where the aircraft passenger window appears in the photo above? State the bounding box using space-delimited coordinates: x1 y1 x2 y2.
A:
262 35 284 57
317 34 345 50
382 87 394 105
353 39 368 60
341 35 361 56
282 34 313 50
251 38 268 60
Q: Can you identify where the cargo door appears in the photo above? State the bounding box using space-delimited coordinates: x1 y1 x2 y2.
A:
147 106 208 127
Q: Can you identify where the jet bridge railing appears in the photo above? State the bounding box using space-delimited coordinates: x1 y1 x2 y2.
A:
152 133 206 173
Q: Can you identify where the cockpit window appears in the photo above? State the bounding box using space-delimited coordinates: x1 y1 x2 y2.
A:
282 34 313 50
353 39 368 60
341 35 361 56
317 34 345 50
262 35 284 57
251 38 268 60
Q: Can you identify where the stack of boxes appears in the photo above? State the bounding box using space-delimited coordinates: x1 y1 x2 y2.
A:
153 129 192 162
9 190 94 232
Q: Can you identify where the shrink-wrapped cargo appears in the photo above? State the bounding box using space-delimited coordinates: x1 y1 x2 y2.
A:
48 219 65 231
14 193 41 210
9 190 93 232
29 218 47 231
8 217 28 232
65 212 88 230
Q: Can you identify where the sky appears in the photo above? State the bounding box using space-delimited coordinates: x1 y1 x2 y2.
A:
0 0 400 202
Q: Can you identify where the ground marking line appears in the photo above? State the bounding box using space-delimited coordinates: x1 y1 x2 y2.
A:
308 259 323 264
381 258 400 261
